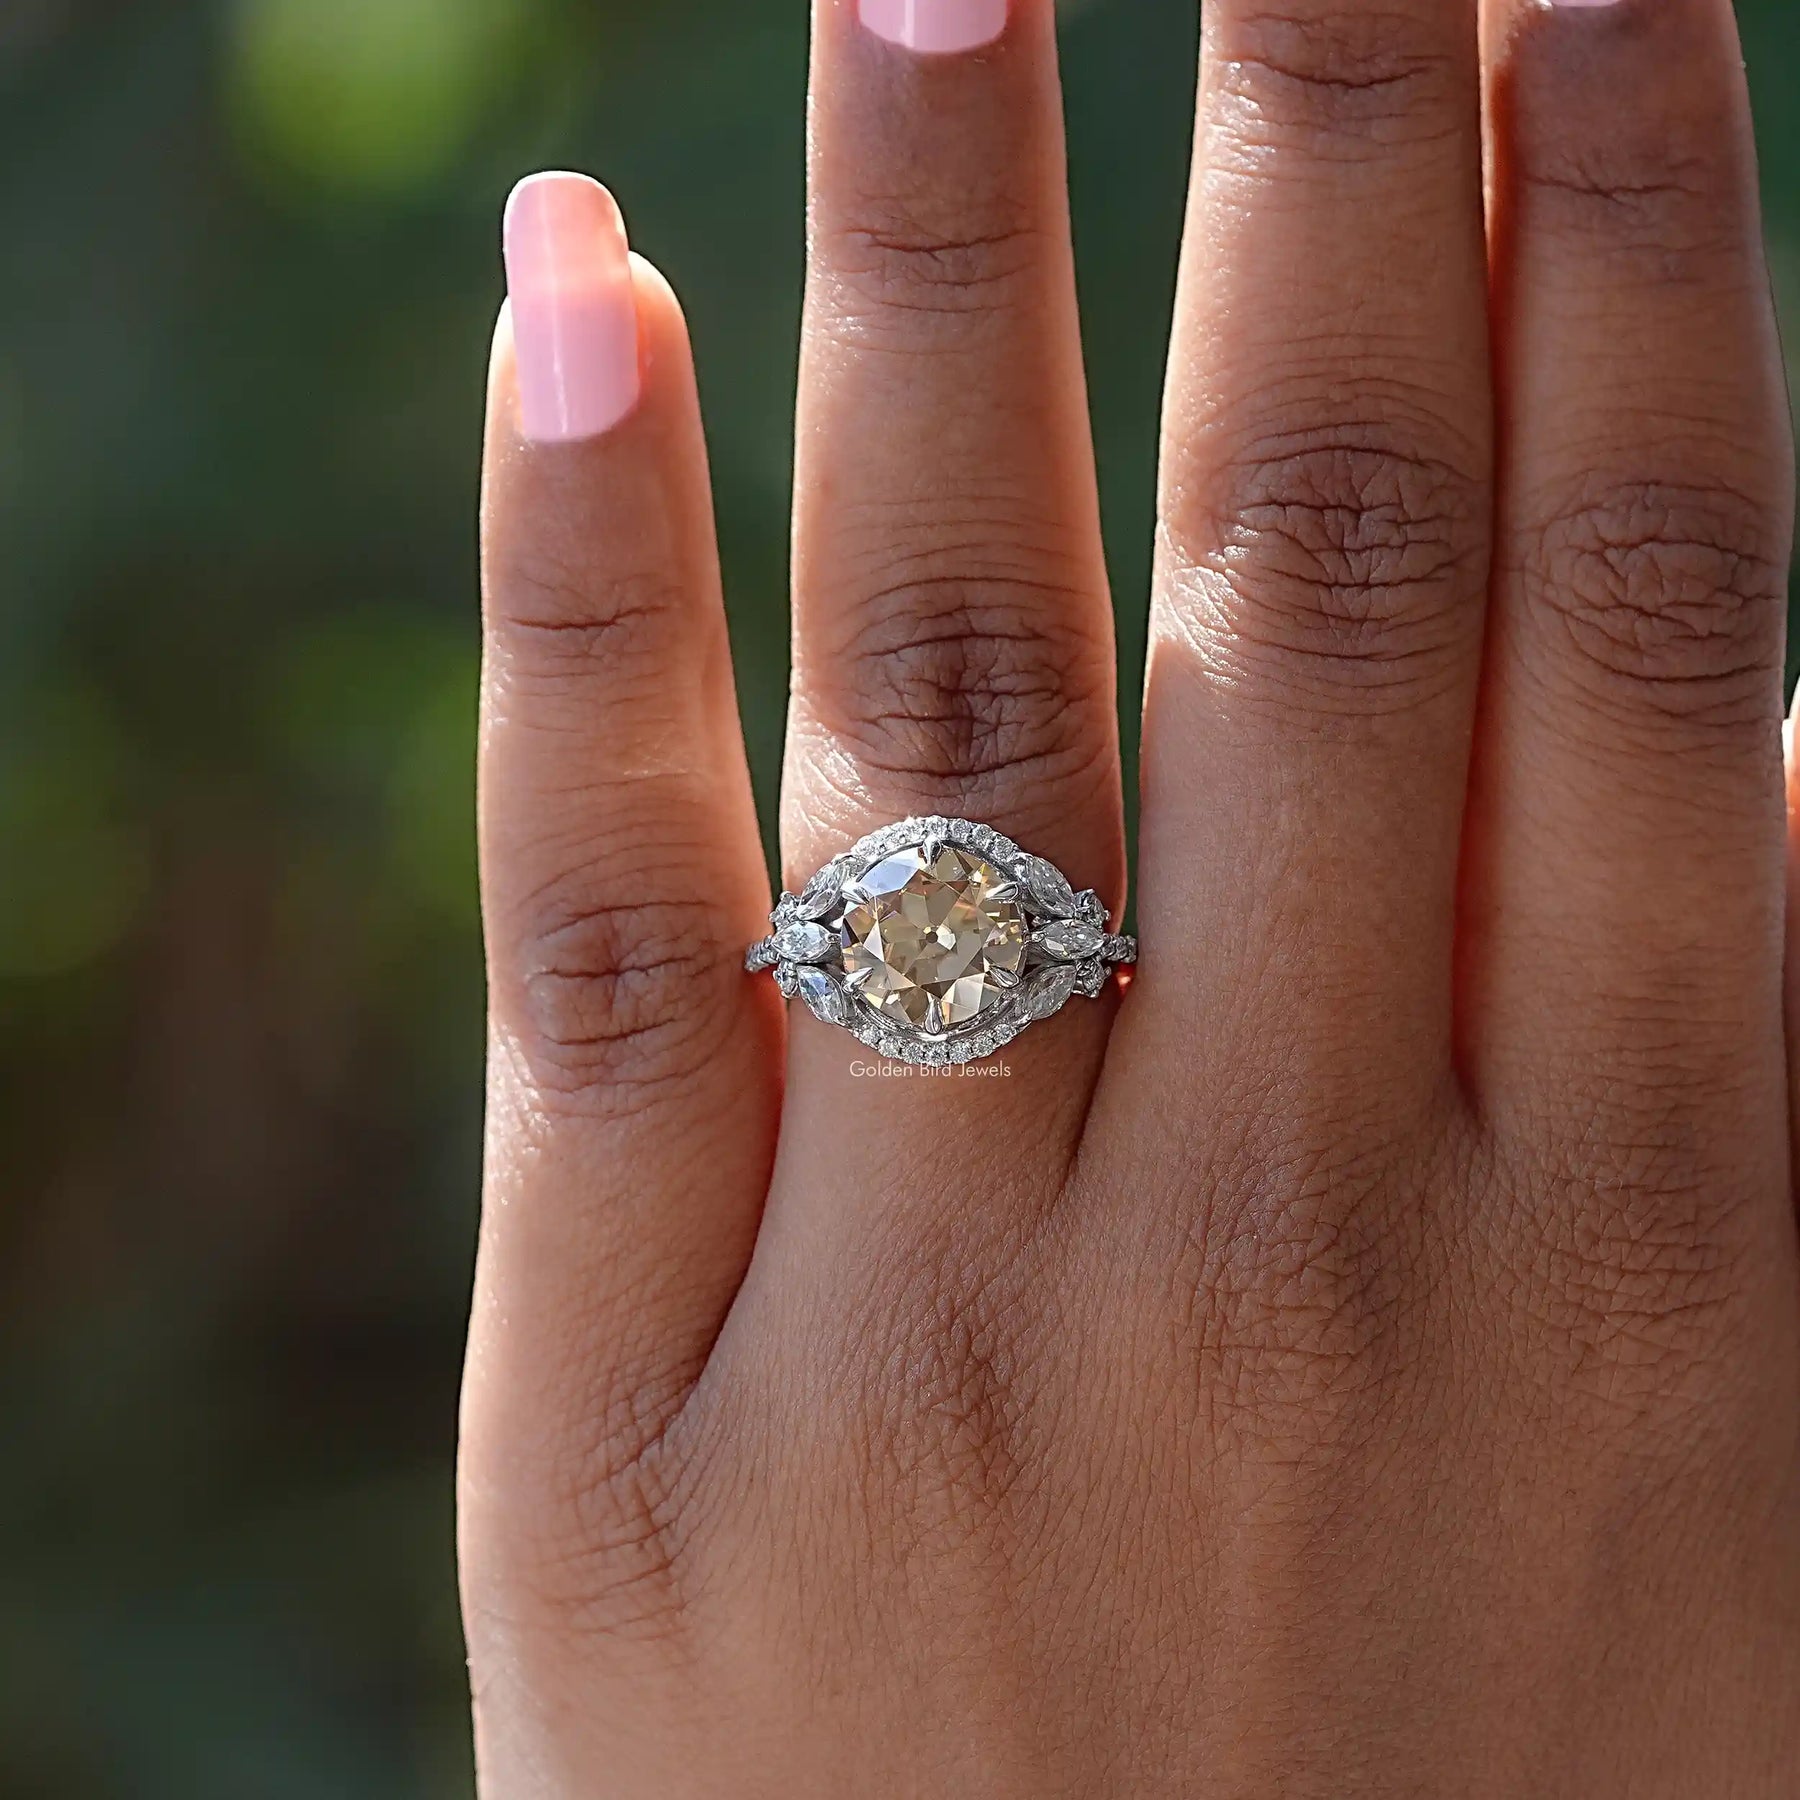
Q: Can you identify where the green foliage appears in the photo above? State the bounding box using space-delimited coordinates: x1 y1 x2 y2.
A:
227 0 536 198
0 685 149 979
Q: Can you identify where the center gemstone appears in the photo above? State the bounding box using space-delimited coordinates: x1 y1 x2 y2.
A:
840 844 1026 1032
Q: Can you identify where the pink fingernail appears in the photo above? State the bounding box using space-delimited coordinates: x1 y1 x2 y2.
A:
859 0 1008 54
502 172 640 443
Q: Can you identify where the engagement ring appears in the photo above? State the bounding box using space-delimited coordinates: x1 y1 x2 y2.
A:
747 816 1136 1066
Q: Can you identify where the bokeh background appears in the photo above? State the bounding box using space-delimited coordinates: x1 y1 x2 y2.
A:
0 0 1794 1793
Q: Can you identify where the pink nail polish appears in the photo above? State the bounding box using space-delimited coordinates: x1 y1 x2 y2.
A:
859 0 1008 54
502 173 640 443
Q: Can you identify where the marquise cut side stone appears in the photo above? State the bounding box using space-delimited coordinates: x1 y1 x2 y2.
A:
1035 918 1105 962
1025 963 1079 1021
1017 854 1077 918
774 919 834 964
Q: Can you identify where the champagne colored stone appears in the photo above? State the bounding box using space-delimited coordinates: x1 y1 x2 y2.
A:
841 845 1025 1030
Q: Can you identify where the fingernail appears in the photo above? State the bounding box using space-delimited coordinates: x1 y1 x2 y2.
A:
859 0 1008 54
502 172 640 443
1542 0 1624 9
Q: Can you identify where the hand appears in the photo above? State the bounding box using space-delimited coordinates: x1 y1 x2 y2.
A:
461 0 1799 1791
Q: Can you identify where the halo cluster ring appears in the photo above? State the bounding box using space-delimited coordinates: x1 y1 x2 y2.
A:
746 816 1136 1067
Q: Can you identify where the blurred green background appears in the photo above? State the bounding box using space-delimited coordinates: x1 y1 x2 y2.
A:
0 0 1794 1793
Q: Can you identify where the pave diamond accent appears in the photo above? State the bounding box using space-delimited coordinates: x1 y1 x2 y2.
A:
841 845 1026 1031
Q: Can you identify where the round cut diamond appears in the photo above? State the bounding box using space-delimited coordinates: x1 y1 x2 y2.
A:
841 845 1025 1031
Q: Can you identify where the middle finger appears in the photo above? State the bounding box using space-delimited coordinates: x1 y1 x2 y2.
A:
1126 0 1493 1136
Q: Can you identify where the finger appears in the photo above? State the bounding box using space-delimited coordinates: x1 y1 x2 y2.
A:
1788 691 1800 1197
786 0 1119 887
1468 0 1794 1156
1126 0 1492 1120
464 177 780 1655
773 0 1123 1186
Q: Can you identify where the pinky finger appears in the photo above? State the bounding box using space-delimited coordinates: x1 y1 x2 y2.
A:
462 175 780 1712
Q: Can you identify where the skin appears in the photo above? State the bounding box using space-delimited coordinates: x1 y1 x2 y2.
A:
464 0 1800 1792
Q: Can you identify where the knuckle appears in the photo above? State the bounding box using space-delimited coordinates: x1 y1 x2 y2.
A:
810 558 1112 807
1170 1127 1422 1447
464 1417 703 1656
1217 9 1462 144
819 193 1044 324
1163 438 1484 713
1506 1 1760 286
488 556 690 692
1517 145 1749 281
500 846 740 1116
848 1237 1047 1549
1519 479 1785 725
893 1297 1028 1524
1505 1134 1757 1415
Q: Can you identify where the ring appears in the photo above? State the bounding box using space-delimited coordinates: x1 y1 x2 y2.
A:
747 816 1136 1066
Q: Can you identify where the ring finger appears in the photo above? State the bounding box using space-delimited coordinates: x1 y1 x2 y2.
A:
773 0 1124 1216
